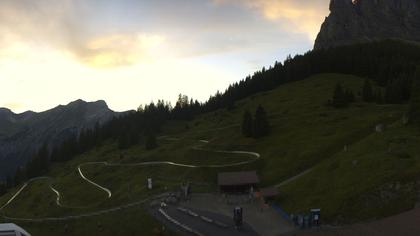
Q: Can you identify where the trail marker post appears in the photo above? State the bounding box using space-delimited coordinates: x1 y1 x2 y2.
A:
148 178 153 190
233 206 243 230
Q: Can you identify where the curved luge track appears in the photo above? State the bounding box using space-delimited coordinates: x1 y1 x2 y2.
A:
0 132 260 222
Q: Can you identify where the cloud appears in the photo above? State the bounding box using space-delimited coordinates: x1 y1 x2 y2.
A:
0 0 86 62
0 0 163 68
0 0 79 44
213 0 329 39
74 33 166 68
0 0 328 69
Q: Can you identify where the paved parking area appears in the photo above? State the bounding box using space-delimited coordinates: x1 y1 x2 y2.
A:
150 205 258 236
180 193 295 236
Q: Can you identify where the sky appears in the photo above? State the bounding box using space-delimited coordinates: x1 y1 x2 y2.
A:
0 0 330 113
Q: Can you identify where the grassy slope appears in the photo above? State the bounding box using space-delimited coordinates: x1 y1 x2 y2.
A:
0 73 414 235
279 120 420 223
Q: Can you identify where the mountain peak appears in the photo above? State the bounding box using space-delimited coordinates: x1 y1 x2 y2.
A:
67 99 87 106
92 100 108 107
315 0 420 49
329 0 354 11
0 108 13 114
66 99 109 109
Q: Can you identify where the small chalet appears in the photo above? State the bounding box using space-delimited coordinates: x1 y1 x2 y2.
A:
218 171 260 193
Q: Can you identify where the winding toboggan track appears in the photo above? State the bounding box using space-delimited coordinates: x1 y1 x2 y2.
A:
0 134 260 222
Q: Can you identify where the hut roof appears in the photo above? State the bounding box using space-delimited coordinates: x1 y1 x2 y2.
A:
217 171 260 186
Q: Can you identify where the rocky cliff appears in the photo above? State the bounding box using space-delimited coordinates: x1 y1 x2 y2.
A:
0 100 126 178
314 0 420 49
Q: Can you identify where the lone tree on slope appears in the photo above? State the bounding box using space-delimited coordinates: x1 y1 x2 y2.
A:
241 110 254 138
253 105 270 138
241 106 271 138
332 83 348 108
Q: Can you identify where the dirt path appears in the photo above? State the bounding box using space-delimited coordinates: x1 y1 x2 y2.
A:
275 168 314 188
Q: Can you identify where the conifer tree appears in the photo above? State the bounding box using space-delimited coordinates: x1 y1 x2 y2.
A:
253 105 270 138
145 132 157 150
38 143 50 174
385 79 404 104
241 110 253 137
374 89 384 104
118 133 130 149
5 176 13 189
362 79 374 102
409 66 420 125
0 182 6 196
345 89 355 103
26 143 50 178
332 83 346 108
129 128 140 146
14 167 26 186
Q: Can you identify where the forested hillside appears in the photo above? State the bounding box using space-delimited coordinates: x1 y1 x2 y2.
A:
4 40 420 195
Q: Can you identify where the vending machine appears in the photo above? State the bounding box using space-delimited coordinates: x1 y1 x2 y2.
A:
310 209 321 227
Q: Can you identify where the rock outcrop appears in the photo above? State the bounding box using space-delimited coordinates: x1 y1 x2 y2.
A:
314 0 420 49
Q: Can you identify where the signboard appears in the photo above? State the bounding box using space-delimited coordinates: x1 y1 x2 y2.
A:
147 178 153 190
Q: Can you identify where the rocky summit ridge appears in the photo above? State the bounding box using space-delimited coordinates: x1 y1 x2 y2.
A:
0 100 126 178
314 0 420 49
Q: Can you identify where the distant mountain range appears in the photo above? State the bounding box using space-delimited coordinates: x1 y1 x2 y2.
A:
315 0 420 49
0 99 128 178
